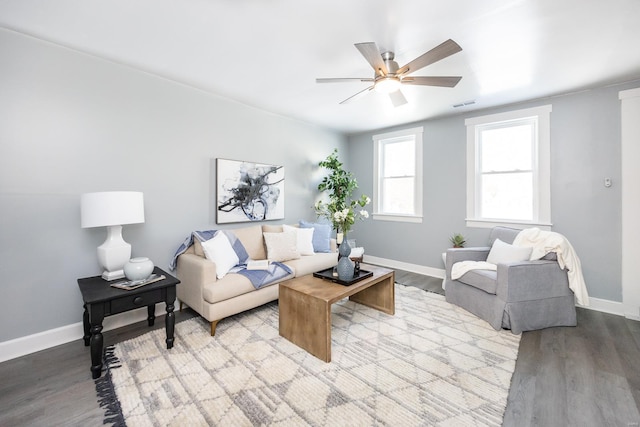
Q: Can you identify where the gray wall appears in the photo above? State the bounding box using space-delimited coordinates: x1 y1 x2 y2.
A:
348 81 640 303
0 29 346 342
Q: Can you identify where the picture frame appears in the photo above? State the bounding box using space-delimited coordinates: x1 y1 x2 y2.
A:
216 158 285 224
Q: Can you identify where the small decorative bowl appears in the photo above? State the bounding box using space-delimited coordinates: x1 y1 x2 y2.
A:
124 257 154 281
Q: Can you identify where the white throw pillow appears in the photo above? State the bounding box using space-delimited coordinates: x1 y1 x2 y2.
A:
263 231 301 262
283 224 315 255
200 232 239 279
487 238 533 265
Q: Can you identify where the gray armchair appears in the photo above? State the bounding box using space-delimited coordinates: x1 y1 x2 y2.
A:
444 227 577 334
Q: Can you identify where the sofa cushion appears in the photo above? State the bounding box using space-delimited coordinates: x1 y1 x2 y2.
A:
202 273 259 304
284 252 338 277
487 238 532 265
457 269 498 294
262 224 283 233
283 224 315 255
234 225 266 260
264 231 301 262
201 232 239 279
299 220 332 253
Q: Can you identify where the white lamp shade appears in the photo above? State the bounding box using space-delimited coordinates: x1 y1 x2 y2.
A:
81 191 145 228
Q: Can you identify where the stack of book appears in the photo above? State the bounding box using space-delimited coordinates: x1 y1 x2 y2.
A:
110 274 165 290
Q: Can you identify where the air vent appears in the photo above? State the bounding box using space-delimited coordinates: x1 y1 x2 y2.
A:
453 100 476 108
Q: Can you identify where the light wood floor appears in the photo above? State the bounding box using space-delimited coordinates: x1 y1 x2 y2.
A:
1 270 639 426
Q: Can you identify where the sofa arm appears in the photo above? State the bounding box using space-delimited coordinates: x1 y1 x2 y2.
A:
175 253 217 314
496 260 571 302
445 247 490 279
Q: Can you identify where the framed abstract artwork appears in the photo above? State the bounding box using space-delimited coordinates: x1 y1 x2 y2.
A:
216 158 285 224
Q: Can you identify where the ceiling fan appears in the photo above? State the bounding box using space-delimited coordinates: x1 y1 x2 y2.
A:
316 39 463 107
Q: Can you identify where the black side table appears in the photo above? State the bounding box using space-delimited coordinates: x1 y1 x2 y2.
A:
77 267 180 379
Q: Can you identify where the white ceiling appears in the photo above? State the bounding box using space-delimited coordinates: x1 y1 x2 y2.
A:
1 0 639 134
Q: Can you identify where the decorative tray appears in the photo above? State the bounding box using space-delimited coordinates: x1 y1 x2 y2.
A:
313 267 373 286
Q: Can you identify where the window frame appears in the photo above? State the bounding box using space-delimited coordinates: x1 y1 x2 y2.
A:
465 105 552 229
372 126 423 223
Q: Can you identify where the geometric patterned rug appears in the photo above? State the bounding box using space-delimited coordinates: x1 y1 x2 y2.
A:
96 284 521 426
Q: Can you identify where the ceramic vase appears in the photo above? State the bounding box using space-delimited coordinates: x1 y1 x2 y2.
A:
336 236 354 281
124 257 154 281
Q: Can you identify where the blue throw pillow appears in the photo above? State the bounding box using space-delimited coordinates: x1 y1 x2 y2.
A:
299 220 332 253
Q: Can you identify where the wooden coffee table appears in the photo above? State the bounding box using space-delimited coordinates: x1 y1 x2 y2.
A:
279 264 395 362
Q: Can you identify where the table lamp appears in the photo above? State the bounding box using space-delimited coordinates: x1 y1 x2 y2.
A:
81 191 145 280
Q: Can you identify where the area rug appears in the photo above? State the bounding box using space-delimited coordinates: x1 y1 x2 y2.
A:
97 284 521 426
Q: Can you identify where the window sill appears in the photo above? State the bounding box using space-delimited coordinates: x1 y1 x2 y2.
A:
466 218 552 230
373 213 423 224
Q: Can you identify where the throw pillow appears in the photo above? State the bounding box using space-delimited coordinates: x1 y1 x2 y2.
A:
200 231 240 279
263 231 301 262
299 220 331 253
283 224 315 255
486 238 533 265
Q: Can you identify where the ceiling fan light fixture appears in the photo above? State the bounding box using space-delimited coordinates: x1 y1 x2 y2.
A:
374 77 401 94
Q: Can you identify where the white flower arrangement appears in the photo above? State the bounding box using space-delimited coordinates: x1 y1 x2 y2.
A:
316 194 370 235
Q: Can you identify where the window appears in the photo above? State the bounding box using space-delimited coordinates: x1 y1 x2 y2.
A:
373 127 423 223
466 105 552 229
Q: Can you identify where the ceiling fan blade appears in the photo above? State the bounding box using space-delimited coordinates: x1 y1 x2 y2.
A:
355 42 388 76
389 90 408 107
401 76 462 87
339 85 375 104
397 39 462 76
316 78 374 83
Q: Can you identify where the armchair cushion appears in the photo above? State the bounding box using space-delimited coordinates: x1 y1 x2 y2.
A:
458 269 498 294
486 238 532 264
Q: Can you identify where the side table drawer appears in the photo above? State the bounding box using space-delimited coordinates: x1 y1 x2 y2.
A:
110 289 163 314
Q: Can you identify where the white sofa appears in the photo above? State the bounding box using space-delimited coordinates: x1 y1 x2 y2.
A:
176 224 337 335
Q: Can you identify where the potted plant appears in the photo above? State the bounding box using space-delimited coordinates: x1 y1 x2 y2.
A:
314 149 370 242
449 233 466 248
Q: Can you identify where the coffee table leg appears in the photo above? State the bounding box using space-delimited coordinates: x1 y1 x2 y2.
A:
349 273 395 315
279 286 332 362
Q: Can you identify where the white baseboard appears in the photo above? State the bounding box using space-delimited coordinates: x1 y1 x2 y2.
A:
579 297 633 319
577 297 620 316
0 303 168 363
365 255 446 279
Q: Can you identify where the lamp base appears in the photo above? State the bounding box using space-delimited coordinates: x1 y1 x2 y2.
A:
102 269 125 281
97 225 131 281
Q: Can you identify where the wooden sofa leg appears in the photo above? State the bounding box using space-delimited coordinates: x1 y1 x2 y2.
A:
179 301 184 311
210 319 221 336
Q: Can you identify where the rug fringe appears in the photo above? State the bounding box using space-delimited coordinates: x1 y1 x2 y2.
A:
94 345 126 427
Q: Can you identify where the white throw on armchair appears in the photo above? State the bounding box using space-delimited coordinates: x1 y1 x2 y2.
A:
443 227 584 334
